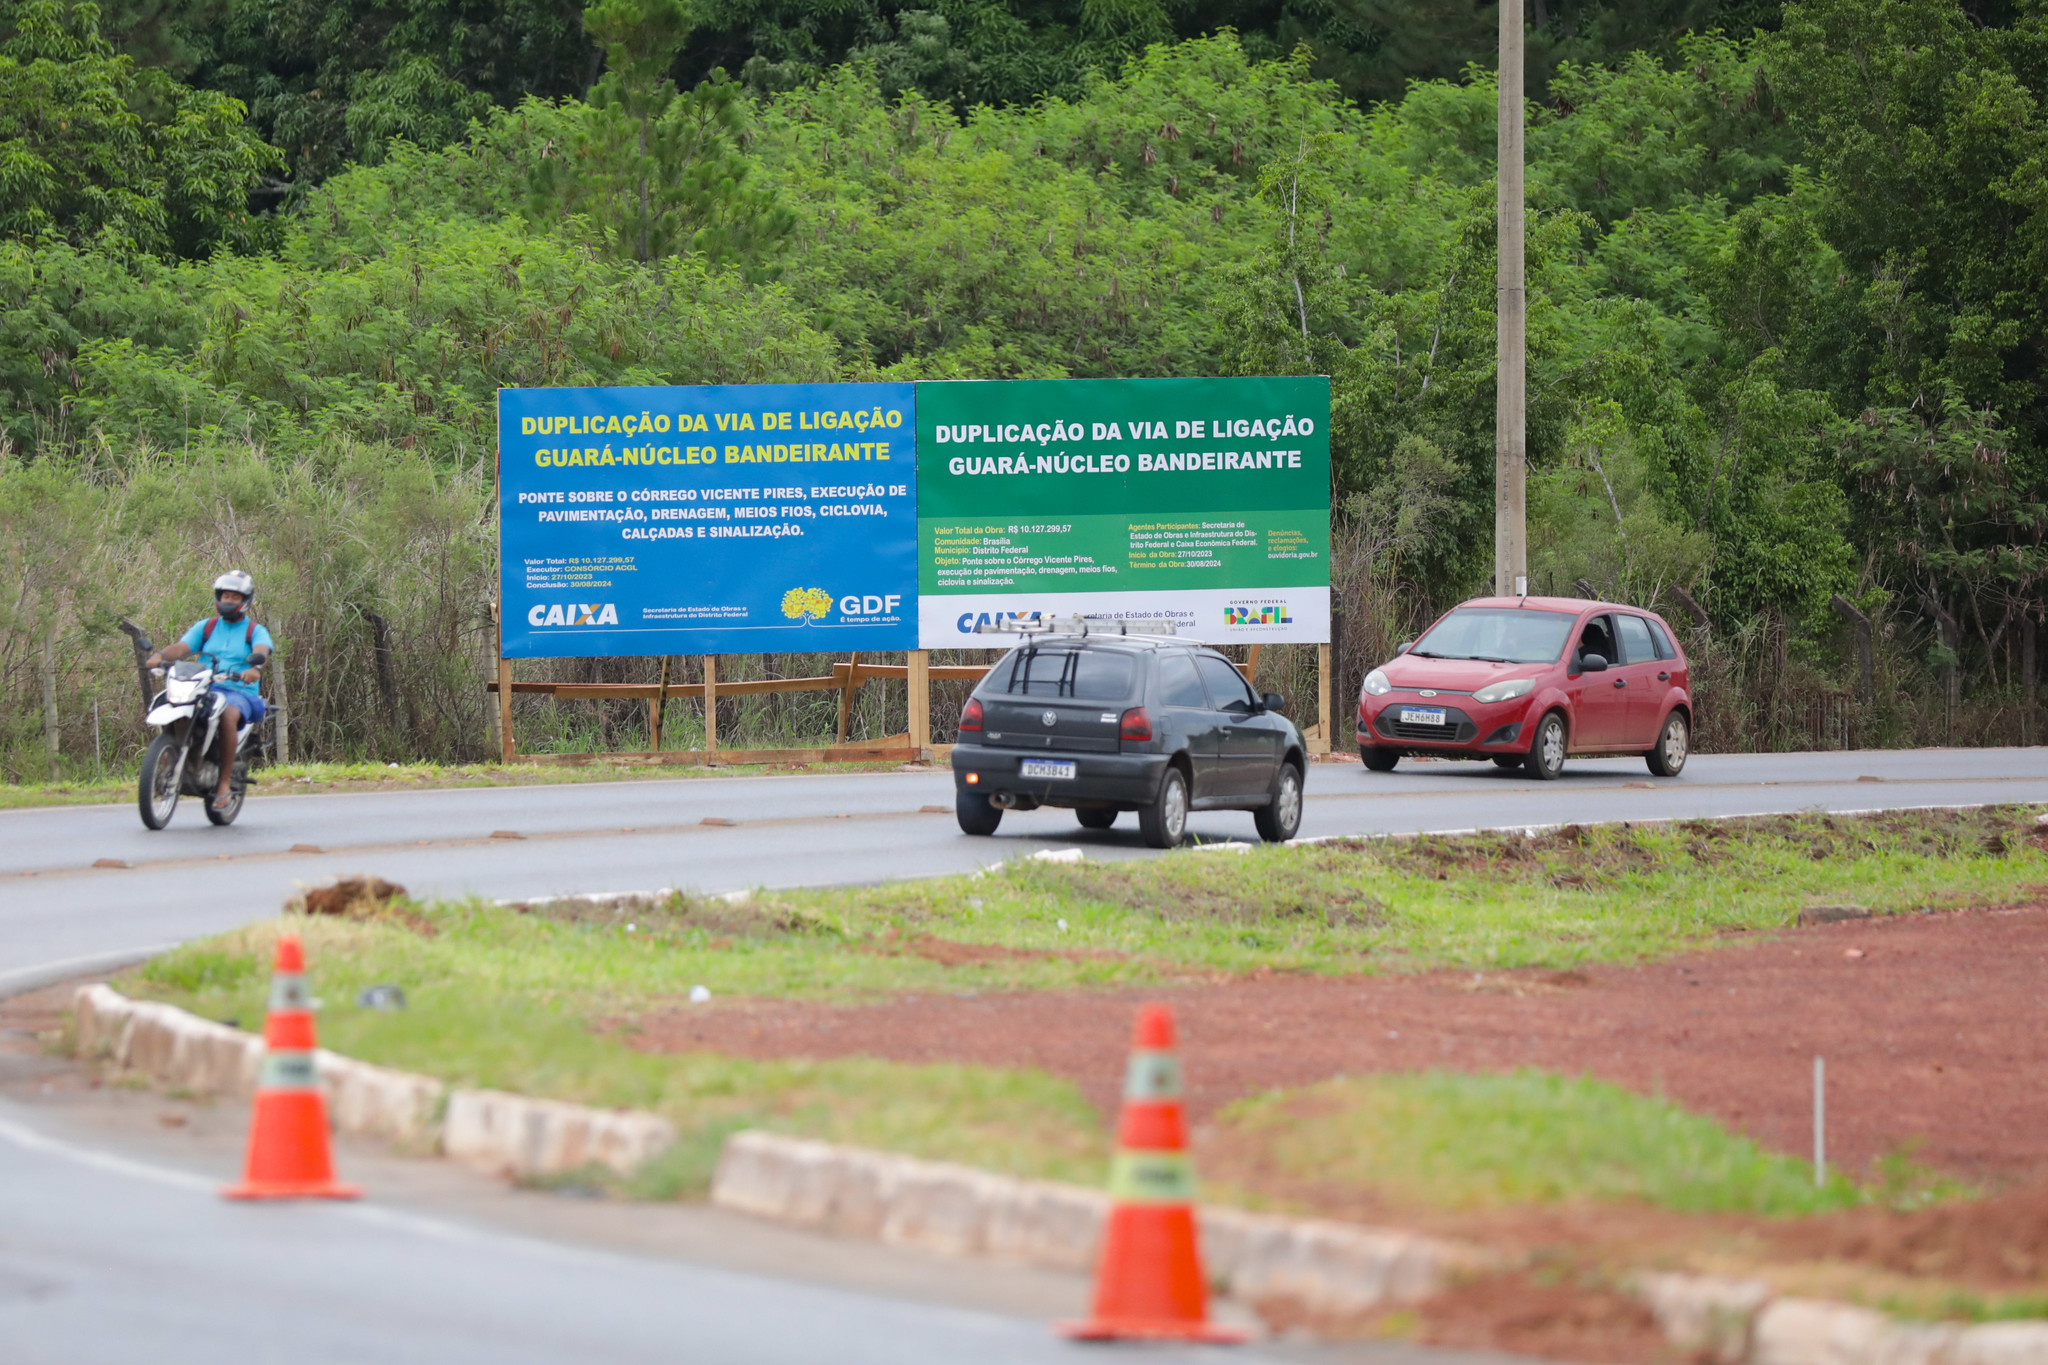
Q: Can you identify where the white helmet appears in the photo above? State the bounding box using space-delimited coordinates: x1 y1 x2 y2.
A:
212 570 255 604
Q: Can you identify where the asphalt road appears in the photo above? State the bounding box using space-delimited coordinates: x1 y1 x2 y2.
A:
5 747 2048 992
1 746 2044 1362
2 1095 1124 1365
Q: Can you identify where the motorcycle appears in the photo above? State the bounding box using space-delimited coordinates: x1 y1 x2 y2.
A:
122 622 265 829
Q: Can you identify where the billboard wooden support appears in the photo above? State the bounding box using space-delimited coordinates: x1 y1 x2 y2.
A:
496 655 514 764
487 642 1336 763
908 650 931 759
835 652 860 744
703 655 719 755
490 651 987 766
650 656 671 752
1315 642 1333 755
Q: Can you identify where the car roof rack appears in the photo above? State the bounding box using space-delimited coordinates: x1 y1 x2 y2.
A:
972 615 1181 640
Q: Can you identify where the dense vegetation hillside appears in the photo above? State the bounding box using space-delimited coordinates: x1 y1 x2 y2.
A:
0 0 2042 772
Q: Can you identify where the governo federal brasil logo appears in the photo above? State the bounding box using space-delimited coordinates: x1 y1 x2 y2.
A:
1224 603 1293 626
782 587 905 621
529 602 618 627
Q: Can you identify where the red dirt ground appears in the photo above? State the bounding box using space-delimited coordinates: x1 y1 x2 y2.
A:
636 905 2048 1187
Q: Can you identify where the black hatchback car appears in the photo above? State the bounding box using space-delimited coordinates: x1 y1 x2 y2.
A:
950 624 1306 848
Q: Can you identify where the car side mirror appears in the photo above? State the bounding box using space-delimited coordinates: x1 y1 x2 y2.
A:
1579 652 1609 673
1395 640 1413 655
1261 692 1287 715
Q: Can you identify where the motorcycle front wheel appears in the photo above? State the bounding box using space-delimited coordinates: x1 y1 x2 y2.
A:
138 733 181 830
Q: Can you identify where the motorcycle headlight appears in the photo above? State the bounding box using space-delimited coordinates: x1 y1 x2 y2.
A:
1472 677 1536 705
166 677 200 703
1362 669 1392 697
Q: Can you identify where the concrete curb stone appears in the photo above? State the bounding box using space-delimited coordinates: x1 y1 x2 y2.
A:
441 1088 676 1179
317 1052 446 1148
711 1131 1486 1320
1953 1324 2048 1365
1636 1271 1775 1364
70 983 660 1176
1753 1298 1961 1365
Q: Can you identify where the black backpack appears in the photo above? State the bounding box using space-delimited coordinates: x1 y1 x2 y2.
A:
199 614 265 655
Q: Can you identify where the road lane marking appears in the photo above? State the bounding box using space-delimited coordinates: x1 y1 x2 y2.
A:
6 774 2047 885
0 807 949 883
0 1113 215 1193
0 1110 591 1264
0 944 181 1000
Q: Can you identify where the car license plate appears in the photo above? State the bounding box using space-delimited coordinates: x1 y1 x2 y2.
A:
1399 707 1449 726
1019 759 1076 780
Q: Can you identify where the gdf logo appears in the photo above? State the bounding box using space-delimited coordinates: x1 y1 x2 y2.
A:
528 603 619 627
839 594 902 616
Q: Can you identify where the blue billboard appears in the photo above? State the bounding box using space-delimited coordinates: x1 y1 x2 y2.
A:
498 383 917 658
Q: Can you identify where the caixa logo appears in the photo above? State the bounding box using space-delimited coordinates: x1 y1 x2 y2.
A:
528 602 619 627
956 611 1044 633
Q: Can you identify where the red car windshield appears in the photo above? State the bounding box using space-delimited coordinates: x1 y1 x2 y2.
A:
1411 608 1576 664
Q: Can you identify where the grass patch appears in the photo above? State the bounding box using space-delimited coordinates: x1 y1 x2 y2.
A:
0 758 912 809
1884 1291 2048 1325
1213 1070 1878 1217
133 915 1109 1185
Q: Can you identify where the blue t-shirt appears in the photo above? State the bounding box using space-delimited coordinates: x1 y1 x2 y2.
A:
181 616 273 699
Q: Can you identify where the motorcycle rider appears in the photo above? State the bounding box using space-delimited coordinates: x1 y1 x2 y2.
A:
144 571 272 811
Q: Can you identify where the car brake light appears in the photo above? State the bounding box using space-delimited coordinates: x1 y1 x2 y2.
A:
960 697 983 732
1119 706 1152 741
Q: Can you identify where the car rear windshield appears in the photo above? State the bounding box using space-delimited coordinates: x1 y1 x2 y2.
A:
993 647 1139 700
1412 608 1576 664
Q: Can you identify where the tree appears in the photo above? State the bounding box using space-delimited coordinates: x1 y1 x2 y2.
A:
156 0 596 186
527 0 792 269
0 0 277 255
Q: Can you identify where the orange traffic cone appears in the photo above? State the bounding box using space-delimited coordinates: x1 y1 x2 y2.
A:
1061 1003 1244 1343
222 935 360 1201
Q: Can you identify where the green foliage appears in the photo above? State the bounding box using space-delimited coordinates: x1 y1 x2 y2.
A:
525 0 793 270
692 0 1785 113
1218 1069 1873 1214
1756 0 2048 637
164 0 595 185
8 203 834 458
6 12 2048 759
0 0 278 256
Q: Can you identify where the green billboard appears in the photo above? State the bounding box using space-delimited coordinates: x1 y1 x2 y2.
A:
914 376 1331 646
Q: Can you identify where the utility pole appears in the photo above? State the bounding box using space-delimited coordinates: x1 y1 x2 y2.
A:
1495 0 1527 597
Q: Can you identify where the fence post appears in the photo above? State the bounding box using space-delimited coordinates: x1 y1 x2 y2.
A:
1924 595 1961 719
650 656 671 752
2025 615 2038 709
1829 594 1874 705
41 634 59 782
1315 643 1333 755
703 655 719 756
1668 584 1711 635
274 662 291 765
496 655 514 762
836 652 861 744
908 650 931 759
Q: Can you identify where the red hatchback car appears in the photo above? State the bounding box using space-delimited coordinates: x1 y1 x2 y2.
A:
1355 596 1692 780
